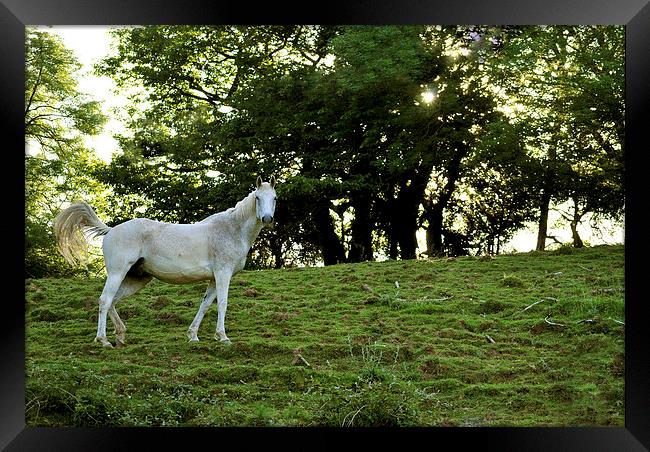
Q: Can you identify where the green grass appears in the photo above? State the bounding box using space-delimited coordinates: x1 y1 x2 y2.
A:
25 245 625 426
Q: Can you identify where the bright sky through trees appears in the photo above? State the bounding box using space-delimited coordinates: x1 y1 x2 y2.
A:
38 26 624 254
39 26 126 163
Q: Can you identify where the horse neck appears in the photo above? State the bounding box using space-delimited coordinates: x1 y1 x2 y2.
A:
232 192 264 249
239 212 264 249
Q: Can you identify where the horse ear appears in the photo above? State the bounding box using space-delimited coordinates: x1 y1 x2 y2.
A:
270 175 276 188
256 176 262 188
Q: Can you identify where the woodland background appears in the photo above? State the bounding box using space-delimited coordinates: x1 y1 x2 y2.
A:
25 25 624 277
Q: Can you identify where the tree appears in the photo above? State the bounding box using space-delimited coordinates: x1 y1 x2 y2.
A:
25 29 107 277
480 25 624 250
97 26 338 267
95 25 624 268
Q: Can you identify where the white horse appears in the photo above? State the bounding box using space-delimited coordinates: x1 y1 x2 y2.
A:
53 176 277 347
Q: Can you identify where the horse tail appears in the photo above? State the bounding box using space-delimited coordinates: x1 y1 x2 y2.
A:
53 202 112 266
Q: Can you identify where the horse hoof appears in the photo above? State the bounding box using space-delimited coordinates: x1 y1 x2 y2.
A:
188 337 199 342
99 342 113 348
94 337 113 348
215 334 231 345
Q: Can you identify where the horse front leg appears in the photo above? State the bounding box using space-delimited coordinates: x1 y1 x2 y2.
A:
214 270 232 344
187 280 217 342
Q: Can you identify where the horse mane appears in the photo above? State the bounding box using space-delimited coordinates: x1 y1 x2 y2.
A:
225 191 257 221
198 190 257 224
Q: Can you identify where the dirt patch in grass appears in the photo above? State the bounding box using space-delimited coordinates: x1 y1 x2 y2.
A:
480 299 508 314
611 352 624 377
155 312 185 325
151 296 171 309
243 288 261 298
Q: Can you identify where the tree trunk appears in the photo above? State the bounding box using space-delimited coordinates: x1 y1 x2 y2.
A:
537 146 558 251
271 240 284 269
397 214 418 259
313 200 346 265
425 204 444 257
385 189 399 259
395 177 427 260
348 192 374 262
570 197 584 248
570 221 584 248
388 233 398 259
536 190 551 251
424 143 468 257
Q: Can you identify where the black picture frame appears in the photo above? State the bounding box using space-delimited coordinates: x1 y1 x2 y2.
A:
2 0 648 450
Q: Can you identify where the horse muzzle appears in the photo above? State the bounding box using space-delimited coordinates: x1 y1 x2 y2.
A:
262 215 274 227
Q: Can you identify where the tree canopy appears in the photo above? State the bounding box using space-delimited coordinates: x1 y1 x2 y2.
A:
25 25 625 274
25 29 108 277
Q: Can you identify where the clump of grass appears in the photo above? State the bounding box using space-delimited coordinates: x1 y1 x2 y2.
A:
29 307 65 322
610 352 624 377
481 299 508 313
420 357 450 379
72 389 122 426
314 379 419 427
500 273 526 288
553 244 575 255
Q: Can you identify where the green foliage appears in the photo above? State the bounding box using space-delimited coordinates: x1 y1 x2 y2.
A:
26 245 624 426
480 25 625 242
25 29 109 278
27 25 624 276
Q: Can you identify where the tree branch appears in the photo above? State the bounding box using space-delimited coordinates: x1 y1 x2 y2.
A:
224 68 241 101
546 235 563 245
25 64 44 118
186 80 222 106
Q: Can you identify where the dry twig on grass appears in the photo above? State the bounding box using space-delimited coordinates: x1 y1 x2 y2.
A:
523 297 558 311
432 295 454 302
544 315 565 327
292 348 311 367
342 405 366 427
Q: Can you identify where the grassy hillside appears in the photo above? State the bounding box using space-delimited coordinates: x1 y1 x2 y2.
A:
25 245 625 426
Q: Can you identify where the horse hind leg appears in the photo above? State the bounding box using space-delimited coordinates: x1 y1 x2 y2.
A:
95 271 127 347
95 257 148 347
109 275 152 347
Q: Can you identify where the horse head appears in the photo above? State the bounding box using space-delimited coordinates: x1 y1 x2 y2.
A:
255 175 277 227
